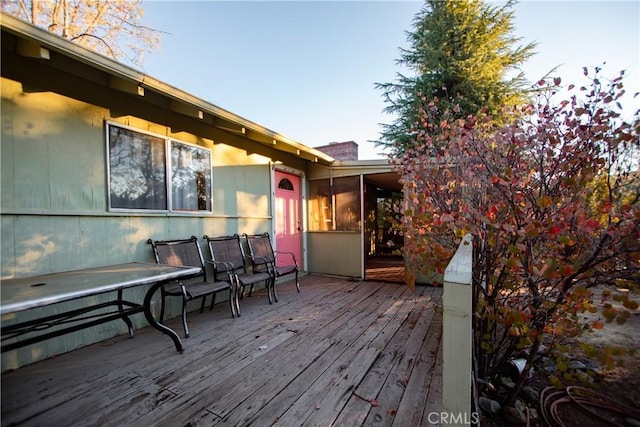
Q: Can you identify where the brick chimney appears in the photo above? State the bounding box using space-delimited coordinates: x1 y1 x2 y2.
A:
314 141 358 161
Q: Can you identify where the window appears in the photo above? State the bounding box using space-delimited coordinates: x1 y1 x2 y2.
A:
278 178 294 191
308 176 361 231
308 179 332 231
170 141 212 211
107 123 212 213
334 176 360 231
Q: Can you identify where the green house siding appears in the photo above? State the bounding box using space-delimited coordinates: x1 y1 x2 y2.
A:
1 15 376 371
0 78 277 370
307 231 362 278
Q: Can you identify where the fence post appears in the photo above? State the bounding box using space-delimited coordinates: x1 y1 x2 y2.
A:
442 234 474 425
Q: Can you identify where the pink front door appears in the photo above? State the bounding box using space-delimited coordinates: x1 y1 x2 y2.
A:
274 170 302 268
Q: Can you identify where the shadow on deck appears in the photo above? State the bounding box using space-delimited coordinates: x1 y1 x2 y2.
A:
1 275 442 426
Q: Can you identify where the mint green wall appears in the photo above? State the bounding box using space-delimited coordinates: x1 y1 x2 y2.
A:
307 231 362 278
0 77 278 370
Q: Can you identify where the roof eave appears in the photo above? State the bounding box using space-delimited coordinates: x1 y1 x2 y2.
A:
0 12 335 165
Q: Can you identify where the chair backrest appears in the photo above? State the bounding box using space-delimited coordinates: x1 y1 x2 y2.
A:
243 232 275 267
147 236 207 280
203 234 247 278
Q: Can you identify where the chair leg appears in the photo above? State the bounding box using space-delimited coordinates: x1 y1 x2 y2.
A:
182 298 190 338
200 296 206 313
228 287 236 318
267 277 275 304
209 293 215 311
295 271 300 292
233 277 241 317
273 276 278 303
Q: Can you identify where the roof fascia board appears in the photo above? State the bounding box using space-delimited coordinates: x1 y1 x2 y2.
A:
1 12 334 165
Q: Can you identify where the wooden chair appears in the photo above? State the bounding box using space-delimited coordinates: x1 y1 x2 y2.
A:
243 232 300 303
147 236 237 338
204 234 274 312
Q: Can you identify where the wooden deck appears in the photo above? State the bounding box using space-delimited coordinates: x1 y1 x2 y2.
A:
1 275 443 427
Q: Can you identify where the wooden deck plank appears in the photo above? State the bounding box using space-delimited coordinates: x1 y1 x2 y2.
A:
333 286 442 426
205 283 406 423
392 290 443 426
224 290 411 426
121 280 394 425
264 286 411 426
363 287 442 426
420 329 444 427
1 276 444 427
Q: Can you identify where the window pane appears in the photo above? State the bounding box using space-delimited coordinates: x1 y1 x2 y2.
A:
334 176 360 231
108 125 167 210
308 179 332 231
170 141 212 212
278 178 294 190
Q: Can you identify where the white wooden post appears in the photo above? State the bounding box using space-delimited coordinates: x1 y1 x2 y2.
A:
442 234 474 425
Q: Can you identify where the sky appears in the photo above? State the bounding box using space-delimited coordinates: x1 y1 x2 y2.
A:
139 1 640 160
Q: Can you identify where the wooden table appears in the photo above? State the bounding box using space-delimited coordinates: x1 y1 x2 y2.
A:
1 262 201 353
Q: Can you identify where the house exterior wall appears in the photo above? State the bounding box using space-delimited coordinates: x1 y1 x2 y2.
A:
307 232 362 277
0 76 277 370
1 77 274 277
0 15 400 371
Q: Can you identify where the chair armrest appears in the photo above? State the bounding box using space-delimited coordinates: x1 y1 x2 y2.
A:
253 256 274 265
205 260 235 272
251 256 275 275
274 250 299 267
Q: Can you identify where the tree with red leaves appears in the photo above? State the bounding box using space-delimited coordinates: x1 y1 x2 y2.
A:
396 68 639 406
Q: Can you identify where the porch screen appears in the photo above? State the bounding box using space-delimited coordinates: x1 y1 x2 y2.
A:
308 179 332 231
308 176 361 231
334 176 360 231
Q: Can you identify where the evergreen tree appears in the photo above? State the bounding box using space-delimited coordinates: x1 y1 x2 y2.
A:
376 0 536 154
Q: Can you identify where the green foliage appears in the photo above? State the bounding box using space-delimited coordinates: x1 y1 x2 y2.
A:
376 0 536 154
395 68 640 404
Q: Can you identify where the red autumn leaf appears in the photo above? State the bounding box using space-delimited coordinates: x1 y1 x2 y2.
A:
586 219 600 230
554 77 561 86
592 320 604 330
370 399 379 407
